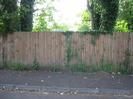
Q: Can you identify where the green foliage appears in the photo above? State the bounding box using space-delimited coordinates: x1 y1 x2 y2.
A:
87 0 102 30
77 10 91 31
33 0 56 32
78 23 90 32
100 64 115 73
66 44 73 64
115 20 129 32
87 0 119 32
118 0 133 31
0 0 19 36
33 11 51 32
52 23 69 32
99 0 119 32
80 30 108 46
65 32 73 65
33 0 69 32
63 31 73 38
69 63 88 72
32 59 40 70
65 62 133 74
0 18 5 34
79 30 108 36
0 0 35 34
7 62 26 71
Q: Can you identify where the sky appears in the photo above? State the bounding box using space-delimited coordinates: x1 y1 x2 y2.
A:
53 0 87 30
34 0 87 30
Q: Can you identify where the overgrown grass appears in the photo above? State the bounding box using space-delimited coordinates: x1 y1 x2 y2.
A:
4 59 40 71
6 62 27 71
1 62 132 74
68 63 88 72
67 63 133 74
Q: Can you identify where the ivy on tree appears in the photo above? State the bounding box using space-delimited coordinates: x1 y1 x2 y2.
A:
87 0 119 32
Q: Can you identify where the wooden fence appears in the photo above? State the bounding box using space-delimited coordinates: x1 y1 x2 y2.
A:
0 32 133 72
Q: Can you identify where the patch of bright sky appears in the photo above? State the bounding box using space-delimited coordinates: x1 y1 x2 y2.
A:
34 0 87 30
53 0 87 30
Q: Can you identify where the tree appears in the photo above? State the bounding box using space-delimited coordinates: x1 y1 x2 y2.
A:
52 23 69 31
33 0 69 32
33 10 54 32
0 0 18 36
77 10 91 31
20 0 35 31
87 0 102 30
33 9 69 32
33 0 56 32
87 0 119 32
118 0 133 31
99 0 119 32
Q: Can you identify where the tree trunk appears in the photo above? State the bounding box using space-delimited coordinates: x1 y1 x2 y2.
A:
99 0 119 32
87 0 119 32
91 12 101 30
127 18 133 31
20 0 35 31
87 0 101 30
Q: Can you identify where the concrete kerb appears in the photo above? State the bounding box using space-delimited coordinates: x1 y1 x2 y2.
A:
0 84 133 96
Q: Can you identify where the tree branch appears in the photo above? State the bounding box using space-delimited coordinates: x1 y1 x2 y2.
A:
87 0 92 12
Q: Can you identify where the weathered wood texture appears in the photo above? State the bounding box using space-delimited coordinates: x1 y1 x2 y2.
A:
0 32 132 69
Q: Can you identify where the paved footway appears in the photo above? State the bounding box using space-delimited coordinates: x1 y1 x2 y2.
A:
0 70 133 90
0 70 133 99
0 91 133 99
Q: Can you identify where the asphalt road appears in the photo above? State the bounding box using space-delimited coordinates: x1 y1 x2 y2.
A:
0 91 132 99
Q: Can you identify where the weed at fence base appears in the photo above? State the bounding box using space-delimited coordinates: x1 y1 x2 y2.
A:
0 62 132 74
6 62 27 71
32 59 40 70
